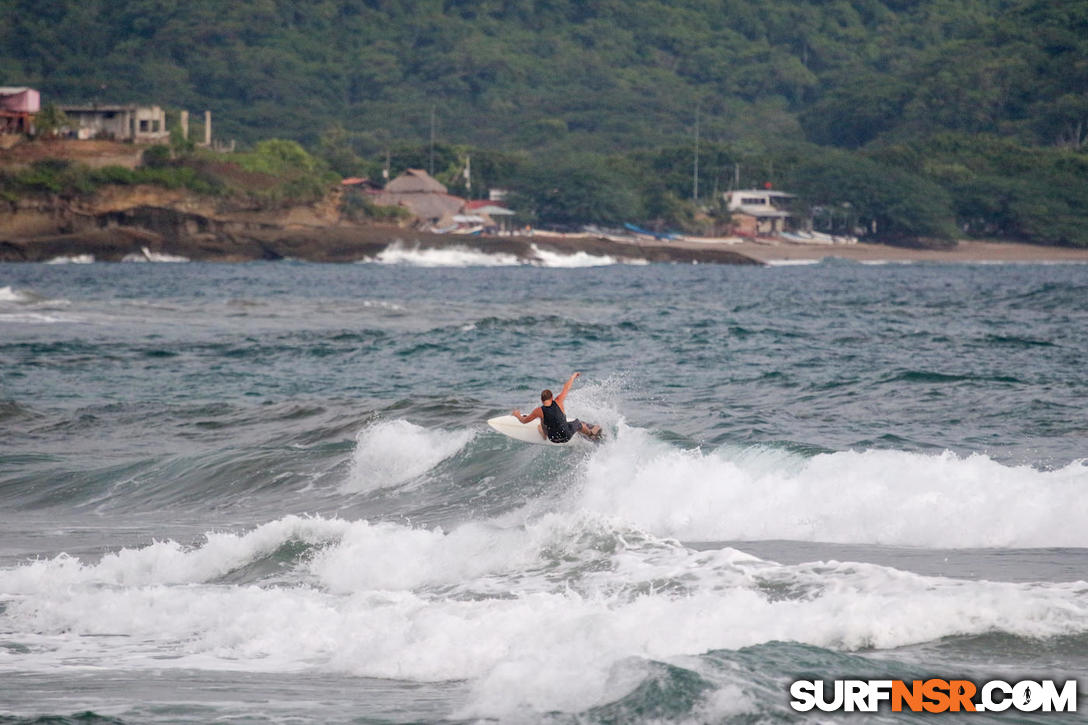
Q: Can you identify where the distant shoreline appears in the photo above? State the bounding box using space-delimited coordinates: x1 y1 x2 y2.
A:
703 238 1088 264
3 227 1087 265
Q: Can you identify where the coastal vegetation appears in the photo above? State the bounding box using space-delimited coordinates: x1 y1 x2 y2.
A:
2 0 1087 245
0 138 336 207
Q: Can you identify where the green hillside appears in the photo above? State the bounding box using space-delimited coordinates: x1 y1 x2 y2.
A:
3 0 1087 243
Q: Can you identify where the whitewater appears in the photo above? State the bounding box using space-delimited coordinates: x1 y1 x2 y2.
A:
1 259 1086 723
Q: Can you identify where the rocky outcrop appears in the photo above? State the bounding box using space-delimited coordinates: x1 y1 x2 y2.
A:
0 185 762 265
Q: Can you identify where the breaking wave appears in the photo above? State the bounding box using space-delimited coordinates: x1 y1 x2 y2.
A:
1 513 1085 717
364 241 634 267
572 425 1088 547
344 419 476 492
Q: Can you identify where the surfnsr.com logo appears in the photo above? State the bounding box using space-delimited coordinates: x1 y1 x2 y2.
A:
790 679 1078 713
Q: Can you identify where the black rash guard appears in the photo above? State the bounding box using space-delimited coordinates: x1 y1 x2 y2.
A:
540 401 576 443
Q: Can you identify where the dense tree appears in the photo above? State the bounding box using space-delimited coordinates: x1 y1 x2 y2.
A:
788 150 958 241
2 0 1087 243
32 102 68 138
509 155 643 226
3 0 1085 152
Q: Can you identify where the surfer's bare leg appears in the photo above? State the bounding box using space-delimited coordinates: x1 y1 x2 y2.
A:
537 423 546 439
578 422 602 439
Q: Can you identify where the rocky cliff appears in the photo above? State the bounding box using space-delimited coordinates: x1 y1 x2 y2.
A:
0 184 761 265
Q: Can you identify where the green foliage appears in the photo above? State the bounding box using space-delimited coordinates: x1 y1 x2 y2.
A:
906 134 1088 246
33 102 68 138
0 157 220 199
142 145 172 169
233 139 337 205
788 150 957 241
5 0 1085 152
3 0 1088 242
170 126 195 155
317 124 368 178
509 155 643 226
238 139 321 177
341 190 412 223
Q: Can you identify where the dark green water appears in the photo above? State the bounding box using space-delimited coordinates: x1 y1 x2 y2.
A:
1 258 1086 722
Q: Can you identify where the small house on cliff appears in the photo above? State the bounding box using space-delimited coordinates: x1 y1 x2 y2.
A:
57 104 169 142
0 87 40 135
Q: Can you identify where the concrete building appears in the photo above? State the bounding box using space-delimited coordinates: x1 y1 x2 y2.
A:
725 189 801 237
57 104 169 142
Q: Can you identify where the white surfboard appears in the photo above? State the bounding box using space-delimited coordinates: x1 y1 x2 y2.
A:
487 414 580 446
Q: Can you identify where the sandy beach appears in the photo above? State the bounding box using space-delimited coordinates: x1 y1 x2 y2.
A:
710 238 1088 264
4 218 1088 264
530 229 1088 264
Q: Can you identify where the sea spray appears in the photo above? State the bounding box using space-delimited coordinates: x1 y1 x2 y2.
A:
0 285 40 303
0 515 352 590
345 419 476 492
2 513 1086 717
528 244 643 267
369 242 522 267
572 426 1088 547
365 241 631 267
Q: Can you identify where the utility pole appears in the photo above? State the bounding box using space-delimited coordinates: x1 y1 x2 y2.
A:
429 105 436 176
693 102 700 205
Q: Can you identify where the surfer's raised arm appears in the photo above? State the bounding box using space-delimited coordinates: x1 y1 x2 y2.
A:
555 371 580 408
498 373 601 444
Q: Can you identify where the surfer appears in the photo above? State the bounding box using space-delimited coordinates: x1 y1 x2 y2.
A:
512 372 603 443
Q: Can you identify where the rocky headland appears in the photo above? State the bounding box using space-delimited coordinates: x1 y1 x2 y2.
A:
0 184 764 265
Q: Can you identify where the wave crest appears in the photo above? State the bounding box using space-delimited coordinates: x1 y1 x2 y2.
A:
344 419 475 492
574 427 1088 547
2 513 1086 717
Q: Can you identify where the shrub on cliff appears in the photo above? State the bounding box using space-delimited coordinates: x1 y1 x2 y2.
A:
233 139 337 206
0 158 222 199
142 145 172 169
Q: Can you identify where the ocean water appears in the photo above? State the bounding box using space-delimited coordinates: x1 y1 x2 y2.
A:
1 251 1086 723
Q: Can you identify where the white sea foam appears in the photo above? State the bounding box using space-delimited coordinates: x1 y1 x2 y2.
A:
764 258 822 266
44 254 95 264
369 242 522 267
343 419 475 492
0 515 352 590
364 241 638 267
121 247 190 263
1 513 1085 717
572 426 1088 547
0 286 73 322
0 312 73 324
359 299 406 311
0 285 35 303
557 374 628 431
529 244 638 267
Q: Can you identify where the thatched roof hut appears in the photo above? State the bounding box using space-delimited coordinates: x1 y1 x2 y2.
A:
380 192 464 224
371 169 464 224
385 168 447 194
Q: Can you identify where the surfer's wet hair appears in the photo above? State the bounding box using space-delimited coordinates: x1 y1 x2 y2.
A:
541 389 553 402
